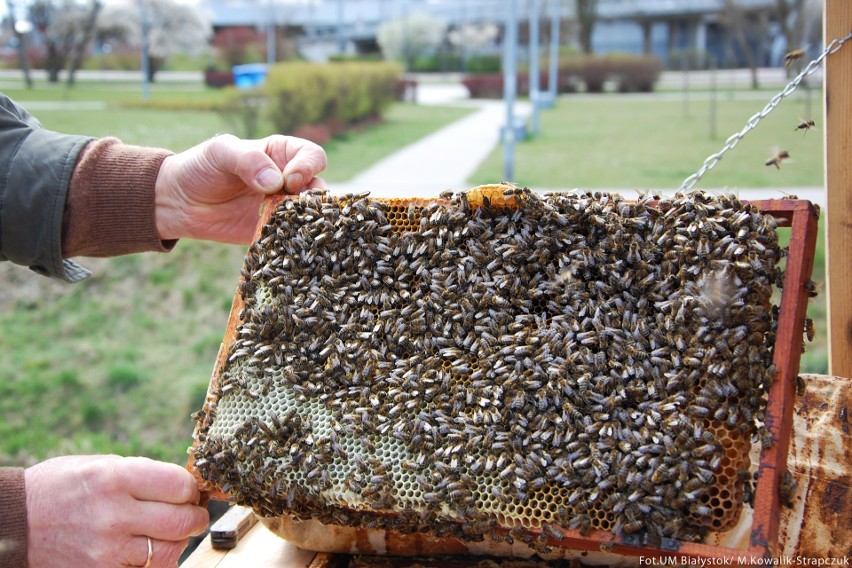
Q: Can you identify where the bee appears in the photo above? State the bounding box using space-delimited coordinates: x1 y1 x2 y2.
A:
794 119 815 134
784 48 806 67
779 470 798 507
804 280 822 298
765 150 790 169
804 317 815 342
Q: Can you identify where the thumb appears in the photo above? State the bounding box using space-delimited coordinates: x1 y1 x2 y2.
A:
206 134 285 194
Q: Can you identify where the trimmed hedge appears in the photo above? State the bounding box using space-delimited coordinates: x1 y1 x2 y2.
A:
462 54 662 98
265 61 402 136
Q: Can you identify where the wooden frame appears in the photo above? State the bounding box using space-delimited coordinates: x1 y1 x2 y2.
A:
824 1 852 378
191 196 819 564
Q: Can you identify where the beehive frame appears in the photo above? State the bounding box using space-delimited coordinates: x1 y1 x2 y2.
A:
189 192 818 564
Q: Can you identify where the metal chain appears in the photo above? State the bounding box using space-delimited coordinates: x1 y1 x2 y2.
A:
679 32 852 192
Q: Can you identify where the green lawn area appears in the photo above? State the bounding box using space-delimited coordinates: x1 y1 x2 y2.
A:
0 79 829 469
470 92 824 190
0 80 472 466
0 77 472 182
470 91 828 374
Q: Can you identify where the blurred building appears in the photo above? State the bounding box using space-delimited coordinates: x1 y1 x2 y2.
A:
202 0 809 67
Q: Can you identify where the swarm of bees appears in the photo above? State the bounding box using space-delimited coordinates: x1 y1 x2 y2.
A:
191 187 784 551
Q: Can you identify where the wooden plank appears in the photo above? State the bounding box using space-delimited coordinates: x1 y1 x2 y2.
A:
824 1 852 378
181 536 227 568
182 523 319 568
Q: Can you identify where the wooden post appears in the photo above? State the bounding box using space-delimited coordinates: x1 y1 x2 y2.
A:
824 1 852 378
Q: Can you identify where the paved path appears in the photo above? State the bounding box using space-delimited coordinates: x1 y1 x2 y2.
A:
331 94 530 198
328 83 825 208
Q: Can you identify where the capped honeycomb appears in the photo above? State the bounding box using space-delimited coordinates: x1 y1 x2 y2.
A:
191 186 782 551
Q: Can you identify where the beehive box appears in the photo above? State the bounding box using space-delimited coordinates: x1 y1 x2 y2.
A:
189 185 819 563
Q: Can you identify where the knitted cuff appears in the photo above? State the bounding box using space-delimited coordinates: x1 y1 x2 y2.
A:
0 467 27 568
62 138 176 258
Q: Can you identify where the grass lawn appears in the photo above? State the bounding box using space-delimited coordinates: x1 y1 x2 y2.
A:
0 78 830 469
0 81 473 466
470 91 829 375
470 91 824 190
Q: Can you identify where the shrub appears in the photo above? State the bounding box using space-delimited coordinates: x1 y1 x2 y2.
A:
265 61 401 135
204 67 234 88
217 87 266 137
328 53 384 63
462 74 529 99
465 53 501 74
463 54 662 98
580 56 613 93
612 54 663 93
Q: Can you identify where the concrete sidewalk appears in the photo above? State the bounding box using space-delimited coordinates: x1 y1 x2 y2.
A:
327 83 824 207
330 91 530 198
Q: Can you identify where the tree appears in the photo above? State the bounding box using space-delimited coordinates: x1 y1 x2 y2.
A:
5 0 33 88
67 0 101 86
212 27 266 68
377 11 446 70
29 0 101 85
575 0 598 54
776 0 822 70
722 0 771 89
97 0 211 81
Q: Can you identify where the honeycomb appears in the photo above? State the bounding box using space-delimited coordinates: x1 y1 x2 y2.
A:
191 185 782 551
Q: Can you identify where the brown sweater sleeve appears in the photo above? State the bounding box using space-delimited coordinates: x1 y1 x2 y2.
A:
62 137 177 258
0 468 26 568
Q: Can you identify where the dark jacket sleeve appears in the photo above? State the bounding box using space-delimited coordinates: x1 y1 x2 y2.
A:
0 93 94 282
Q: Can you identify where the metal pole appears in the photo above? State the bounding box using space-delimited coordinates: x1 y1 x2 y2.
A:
140 0 150 100
503 0 518 182
709 58 717 139
548 0 560 100
267 0 276 66
529 0 541 135
336 0 345 53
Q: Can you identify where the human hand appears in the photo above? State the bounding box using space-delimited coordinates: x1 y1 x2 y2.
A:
25 455 209 568
154 134 327 244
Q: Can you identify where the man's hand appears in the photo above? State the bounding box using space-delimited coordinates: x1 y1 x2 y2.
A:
154 134 327 244
25 455 209 568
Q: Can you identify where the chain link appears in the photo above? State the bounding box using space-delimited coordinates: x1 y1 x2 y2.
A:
679 32 852 192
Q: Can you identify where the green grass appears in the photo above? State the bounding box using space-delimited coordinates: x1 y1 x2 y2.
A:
470 91 829 374
322 104 472 181
0 79 830 469
0 81 473 466
470 92 824 190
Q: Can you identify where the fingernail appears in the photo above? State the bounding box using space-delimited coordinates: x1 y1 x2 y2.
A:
256 168 282 190
286 173 304 191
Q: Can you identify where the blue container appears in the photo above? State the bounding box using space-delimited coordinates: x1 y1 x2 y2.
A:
232 64 268 89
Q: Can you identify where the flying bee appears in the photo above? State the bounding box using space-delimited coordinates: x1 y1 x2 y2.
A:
784 48 806 67
794 119 815 134
765 150 790 169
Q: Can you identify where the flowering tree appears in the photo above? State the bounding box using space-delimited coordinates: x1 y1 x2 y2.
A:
26 0 101 84
377 11 446 69
97 0 211 81
446 22 499 54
